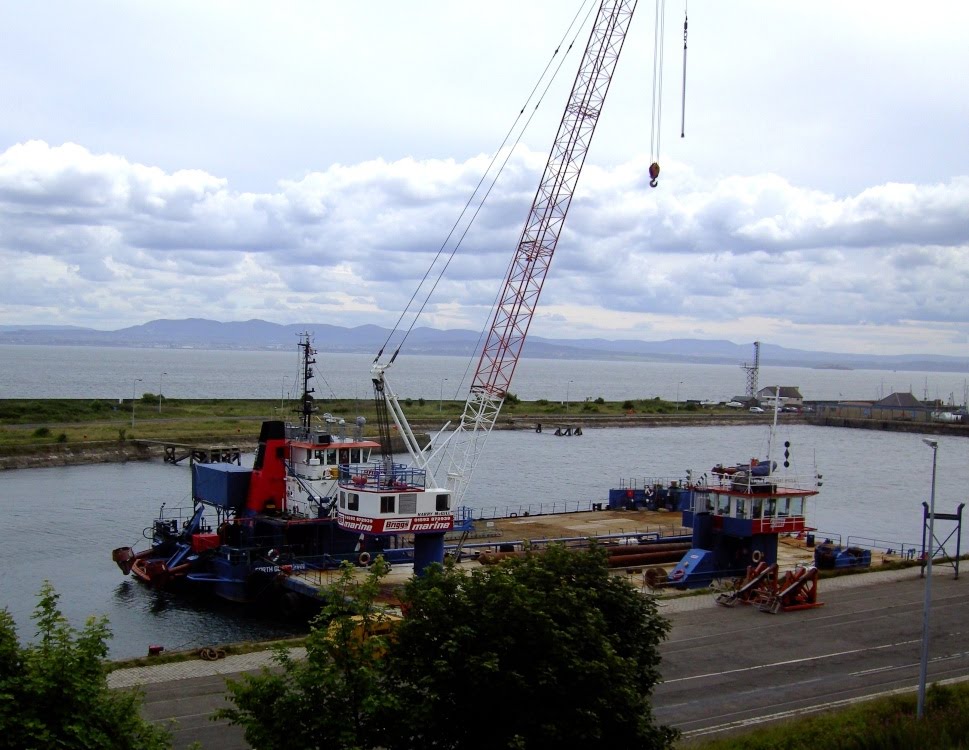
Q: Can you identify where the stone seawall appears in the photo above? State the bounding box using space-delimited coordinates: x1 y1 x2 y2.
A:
0 441 154 471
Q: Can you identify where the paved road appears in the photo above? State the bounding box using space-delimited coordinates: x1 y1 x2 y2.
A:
118 567 966 749
655 569 969 742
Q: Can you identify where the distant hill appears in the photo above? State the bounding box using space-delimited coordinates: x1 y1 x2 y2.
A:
0 318 966 373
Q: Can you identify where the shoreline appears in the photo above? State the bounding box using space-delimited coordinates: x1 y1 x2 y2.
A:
0 413 786 471
5 412 968 471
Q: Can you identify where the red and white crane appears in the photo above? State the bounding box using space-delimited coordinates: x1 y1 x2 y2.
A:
358 2 641 563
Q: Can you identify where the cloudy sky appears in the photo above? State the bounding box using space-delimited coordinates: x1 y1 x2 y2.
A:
2 1 968 356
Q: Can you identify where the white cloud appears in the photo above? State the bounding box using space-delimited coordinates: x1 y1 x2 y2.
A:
1 1 968 356
1 140 968 355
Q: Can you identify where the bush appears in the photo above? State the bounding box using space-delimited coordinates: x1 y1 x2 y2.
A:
33 427 51 438
0 582 170 750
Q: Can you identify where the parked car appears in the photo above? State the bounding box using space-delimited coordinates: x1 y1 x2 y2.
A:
749 406 765 413
725 401 744 408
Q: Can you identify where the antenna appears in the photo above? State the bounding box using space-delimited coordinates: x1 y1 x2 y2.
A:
741 341 761 400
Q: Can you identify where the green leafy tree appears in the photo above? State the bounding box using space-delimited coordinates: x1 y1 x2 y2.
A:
216 559 396 750
0 582 170 750
219 547 676 750
387 544 677 750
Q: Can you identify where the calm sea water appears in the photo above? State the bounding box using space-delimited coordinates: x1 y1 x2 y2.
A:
1 423 965 659
2 343 968 404
2 345 968 658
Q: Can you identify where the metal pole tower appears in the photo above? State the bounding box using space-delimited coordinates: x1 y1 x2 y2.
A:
742 340 761 400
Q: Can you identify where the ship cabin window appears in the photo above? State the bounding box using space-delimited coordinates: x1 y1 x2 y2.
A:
436 493 450 512
764 497 776 518
347 493 359 511
326 449 337 465
350 449 364 463
339 491 345 509
339 449 350 465
775 498 790 517
399 494 417 514
380 495 395 514
789 497 804 517
735 499 747 519
362 448 371 462
751 498 763 519
716 494 730 515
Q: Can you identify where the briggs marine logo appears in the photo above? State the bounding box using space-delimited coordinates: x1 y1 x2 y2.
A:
383 519 413 532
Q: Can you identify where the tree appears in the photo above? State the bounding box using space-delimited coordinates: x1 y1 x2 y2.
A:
0 582 171 750
387 544 677 750
217 559 397 750
219 546 677 750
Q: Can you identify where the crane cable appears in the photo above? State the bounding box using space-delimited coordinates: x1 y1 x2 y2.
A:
373 1 597 369
649 0 666 187
680 2 688 138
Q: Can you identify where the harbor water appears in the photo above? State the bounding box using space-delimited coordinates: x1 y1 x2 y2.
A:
1 423 966 659
2 344 968 404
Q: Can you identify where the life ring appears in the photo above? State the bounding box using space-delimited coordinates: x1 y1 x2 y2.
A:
752 550 763 563
509 512 518 518
358 551 371 566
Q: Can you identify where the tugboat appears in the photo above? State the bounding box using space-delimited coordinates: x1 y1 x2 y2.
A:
613 404 823 590
112 334 467 605
665 447 821 589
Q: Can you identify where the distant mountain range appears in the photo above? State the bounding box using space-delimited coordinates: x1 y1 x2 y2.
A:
1 319 967 373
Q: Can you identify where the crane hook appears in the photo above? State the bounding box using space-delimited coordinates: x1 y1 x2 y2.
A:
649 161 660 188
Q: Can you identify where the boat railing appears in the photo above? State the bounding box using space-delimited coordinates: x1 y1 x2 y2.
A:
151 504 214 535
702 471 820 493
810 530 843 547
339 461 427 491
616 476 690 491
469 498 672 520
846 535 920 559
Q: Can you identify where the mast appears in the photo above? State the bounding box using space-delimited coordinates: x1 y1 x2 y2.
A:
297 332 317 433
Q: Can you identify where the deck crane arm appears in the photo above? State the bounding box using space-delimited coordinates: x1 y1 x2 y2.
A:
375 0 639 505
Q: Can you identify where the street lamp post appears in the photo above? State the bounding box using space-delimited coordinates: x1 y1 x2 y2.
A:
131 378 143 429
440 378 448 413
158 372 167 413
566 380 573 413
917 437 939 719
676 381 683 412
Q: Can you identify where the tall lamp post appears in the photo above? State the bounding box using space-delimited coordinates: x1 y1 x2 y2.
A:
131 378 143 429
566 380 574 413
158 372 167 413
917 437 939 719
439 378 448 413
676 381 683 412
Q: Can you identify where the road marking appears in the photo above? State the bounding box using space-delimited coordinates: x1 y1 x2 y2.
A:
681 674 969 739
665 638 920 683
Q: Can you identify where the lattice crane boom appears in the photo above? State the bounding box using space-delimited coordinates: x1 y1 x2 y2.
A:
433 0 639 504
